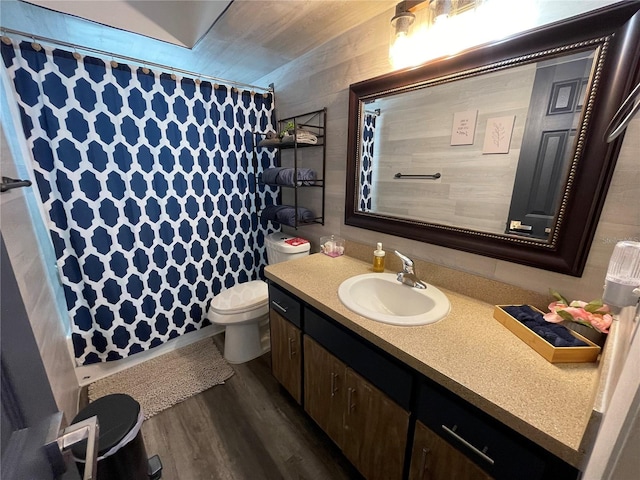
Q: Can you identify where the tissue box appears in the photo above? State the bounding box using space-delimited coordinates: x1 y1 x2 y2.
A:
320 235 344 258
493 305 601 363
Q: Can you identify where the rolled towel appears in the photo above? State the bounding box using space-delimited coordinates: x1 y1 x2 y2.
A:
261 205 315 227
261 167 285 184
277 168 317 186
261 167 317 186
503 305 588 347
276 206 315 226
257 131 281 146
260 205 281 222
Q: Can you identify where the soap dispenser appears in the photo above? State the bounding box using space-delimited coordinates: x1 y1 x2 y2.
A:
373 242 385 272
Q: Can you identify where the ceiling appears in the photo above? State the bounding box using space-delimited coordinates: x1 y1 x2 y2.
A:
22 0 395 84
24 0 233 48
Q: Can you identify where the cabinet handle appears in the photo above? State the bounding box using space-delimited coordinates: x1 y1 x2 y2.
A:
330 372 339 397
441 424 495 466
418 447 430 479
288 337 296 359
271 300 288 313
347 387 356 413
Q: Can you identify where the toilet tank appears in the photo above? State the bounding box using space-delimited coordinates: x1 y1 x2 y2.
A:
265 232 310 264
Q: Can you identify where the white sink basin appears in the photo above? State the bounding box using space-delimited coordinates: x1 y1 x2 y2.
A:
338 273 450 326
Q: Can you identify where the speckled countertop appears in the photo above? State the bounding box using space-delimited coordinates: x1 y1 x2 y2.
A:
265 253 605 469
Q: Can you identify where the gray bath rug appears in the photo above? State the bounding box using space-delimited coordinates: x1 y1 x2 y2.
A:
88 337 234 419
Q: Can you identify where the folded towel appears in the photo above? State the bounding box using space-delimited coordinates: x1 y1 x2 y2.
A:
261 205 315 227
295 131 318 145
261 167 316 186
281 128 318 145
503 305 588 347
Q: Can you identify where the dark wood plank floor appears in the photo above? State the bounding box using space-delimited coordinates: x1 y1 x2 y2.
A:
140 335 363 480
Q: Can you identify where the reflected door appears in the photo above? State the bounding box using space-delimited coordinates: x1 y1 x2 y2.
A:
506 55 593 239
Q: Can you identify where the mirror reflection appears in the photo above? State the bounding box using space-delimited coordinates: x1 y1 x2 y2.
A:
357 49 596 241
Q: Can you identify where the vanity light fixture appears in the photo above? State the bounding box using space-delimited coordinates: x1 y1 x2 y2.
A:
389 0 476 68
388 0 537 69
391 2 417 39
389 1 426 69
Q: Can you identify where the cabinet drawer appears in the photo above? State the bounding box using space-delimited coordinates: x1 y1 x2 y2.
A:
305 306 413 410
416 381 576 480
268 283 301 328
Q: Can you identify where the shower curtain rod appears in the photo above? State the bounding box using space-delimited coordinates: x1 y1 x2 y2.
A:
0 27 273 93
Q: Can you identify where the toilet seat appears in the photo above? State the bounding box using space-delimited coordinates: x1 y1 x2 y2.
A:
208 280 269 325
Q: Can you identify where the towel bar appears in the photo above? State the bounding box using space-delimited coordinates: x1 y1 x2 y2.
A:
394 172 441 180
605 81 640 142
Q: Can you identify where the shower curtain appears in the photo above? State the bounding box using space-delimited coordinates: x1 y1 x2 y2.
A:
359 112 376 211
1 40 277 365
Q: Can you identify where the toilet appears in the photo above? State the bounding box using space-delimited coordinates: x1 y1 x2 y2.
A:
207 232 310 364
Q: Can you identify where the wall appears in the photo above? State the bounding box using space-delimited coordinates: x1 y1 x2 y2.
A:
258 0 639 302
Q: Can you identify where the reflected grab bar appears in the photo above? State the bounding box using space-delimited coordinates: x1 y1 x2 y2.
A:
605 82 640 143
394 172 441 180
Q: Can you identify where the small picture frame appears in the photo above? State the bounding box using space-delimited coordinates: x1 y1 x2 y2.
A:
482 115 516 154
450 110 478 146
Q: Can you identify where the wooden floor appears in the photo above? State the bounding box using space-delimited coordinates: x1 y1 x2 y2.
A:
140 335 363 480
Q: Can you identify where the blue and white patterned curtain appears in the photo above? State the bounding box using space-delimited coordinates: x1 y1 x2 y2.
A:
359 112 376 211
2 40 277 365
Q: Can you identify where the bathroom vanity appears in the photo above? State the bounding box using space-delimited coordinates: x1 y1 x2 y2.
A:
265 254 604 480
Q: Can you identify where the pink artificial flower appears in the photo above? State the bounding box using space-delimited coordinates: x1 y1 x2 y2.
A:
566 306 591 323
543 301 567 323
543 298 612 333
588 313 612 333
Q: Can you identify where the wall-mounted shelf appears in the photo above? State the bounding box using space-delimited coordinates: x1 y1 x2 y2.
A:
252 108 326 229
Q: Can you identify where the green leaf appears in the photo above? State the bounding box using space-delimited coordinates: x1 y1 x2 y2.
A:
574 320 595 329
550 289 569 305
557 310 574 322
584 300 604 313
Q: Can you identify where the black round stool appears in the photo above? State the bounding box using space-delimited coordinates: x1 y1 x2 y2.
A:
71 393 153 480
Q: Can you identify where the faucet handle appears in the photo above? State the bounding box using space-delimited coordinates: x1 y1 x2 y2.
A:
394 250 414 271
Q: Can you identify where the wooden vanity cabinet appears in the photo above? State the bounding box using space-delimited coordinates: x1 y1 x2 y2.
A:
270 311 302 403
409 420 493 480
303 336 347 448
303 335 409 480
415 381 579 480
268 284 303 404
343 368 409 480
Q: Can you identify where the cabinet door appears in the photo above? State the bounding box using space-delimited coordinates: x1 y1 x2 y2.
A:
343 369 409 480
409 421 493 480
303 336 347 449
270 310 302 404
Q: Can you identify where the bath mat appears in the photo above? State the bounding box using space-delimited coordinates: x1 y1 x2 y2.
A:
88 337 234 420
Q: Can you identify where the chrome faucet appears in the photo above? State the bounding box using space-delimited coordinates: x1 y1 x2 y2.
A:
394 251 427 289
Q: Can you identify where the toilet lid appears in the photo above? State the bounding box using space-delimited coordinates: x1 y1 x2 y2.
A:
209 280 268 315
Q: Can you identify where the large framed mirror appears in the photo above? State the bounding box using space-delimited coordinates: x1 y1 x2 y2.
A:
345 2 640 276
